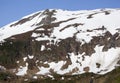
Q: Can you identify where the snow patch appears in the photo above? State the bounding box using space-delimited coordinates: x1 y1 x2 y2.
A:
16 63 28 76
23 57 27 61
33 76 38 79
41 45 45 51
36 61 66 75
0 65 6 71
16 61 20 63
28 55 34 59
31 33 41 37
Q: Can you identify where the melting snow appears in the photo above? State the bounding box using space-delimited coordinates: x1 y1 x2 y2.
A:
24 79 28 81
0 65 6 71
31 33 41 37
36 46 120 75
36 61 66 75
67 46 120 75
23 57 27 61
41 45 45 51
28 55 34 59
33 76 38 79
16 63 28 76
16 61 20 63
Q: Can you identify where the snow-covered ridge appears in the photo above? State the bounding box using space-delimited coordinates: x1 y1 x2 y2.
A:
0 8 120 42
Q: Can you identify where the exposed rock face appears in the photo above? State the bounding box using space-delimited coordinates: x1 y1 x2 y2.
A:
0 9 120 79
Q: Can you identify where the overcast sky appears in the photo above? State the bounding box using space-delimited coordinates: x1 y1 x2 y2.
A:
0 0 120 27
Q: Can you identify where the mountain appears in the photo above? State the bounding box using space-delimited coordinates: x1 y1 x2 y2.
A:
0 8 120 83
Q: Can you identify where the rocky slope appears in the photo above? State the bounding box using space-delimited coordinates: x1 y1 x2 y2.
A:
0 8 120 82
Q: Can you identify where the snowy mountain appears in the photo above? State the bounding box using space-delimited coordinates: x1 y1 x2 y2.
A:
0 8 120 80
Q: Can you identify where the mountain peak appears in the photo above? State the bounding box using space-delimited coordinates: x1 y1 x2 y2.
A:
0 8 120 80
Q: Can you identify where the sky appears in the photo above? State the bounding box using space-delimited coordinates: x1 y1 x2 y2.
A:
0 0 120 27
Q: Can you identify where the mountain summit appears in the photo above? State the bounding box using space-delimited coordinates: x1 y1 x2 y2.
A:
0 8 120 81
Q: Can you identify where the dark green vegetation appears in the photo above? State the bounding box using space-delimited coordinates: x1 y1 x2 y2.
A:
0 41 23 68
0 67 120 83
29 67 120 83
20 67 120 83
0 71 17 83
103 67 120 83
